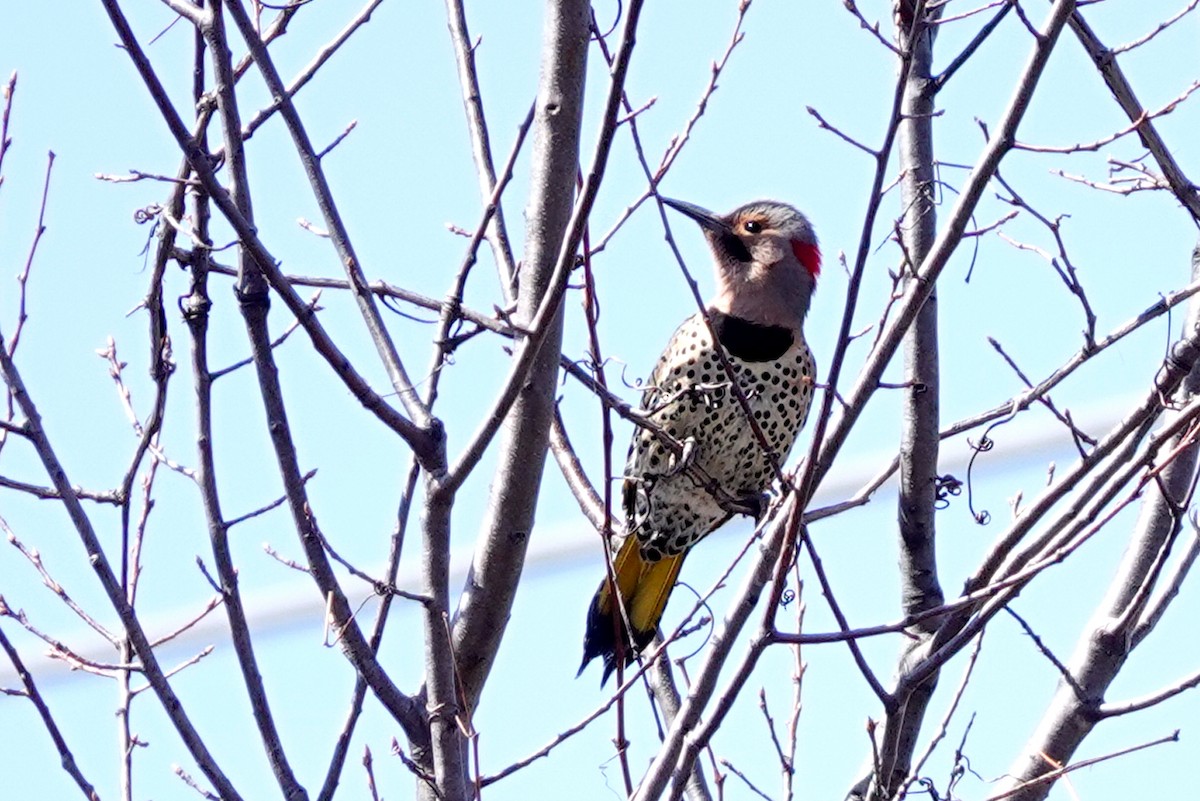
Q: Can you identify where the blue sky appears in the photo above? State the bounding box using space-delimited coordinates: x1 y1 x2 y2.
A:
2 2 1199 800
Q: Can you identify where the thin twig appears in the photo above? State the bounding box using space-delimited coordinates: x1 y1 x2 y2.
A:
984 731 1180 800
1067 10 1200 222
901 631 985 795
1096 668 1200 718
1112 0 1199 54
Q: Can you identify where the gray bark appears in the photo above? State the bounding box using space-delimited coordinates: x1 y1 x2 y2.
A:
448 0 590 711
995 238 1200 800
848 5 944 797
647 644 714 801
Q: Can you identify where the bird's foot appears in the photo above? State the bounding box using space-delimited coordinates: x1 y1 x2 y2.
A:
731 491 773 522
665 436 698 477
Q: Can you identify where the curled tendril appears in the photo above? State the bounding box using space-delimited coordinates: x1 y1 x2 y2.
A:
966 417 1011 526
589 0 623 41
780 588 796 608
967 435 994 453
134 203 162 224
912 777 942 801
933 473 963 510
673 581 715 663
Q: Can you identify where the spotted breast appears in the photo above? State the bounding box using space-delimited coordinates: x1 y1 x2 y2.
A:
624 309 815 561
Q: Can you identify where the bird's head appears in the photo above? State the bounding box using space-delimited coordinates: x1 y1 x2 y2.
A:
663 197 820 331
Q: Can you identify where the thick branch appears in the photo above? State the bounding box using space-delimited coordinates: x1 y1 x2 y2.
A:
418 481 468 801
180 52 306 791
197 0 427 752
809 0 1079 492
850 5 947 798
1066 11 1200 223
447 0 645 714
995 237 1200 801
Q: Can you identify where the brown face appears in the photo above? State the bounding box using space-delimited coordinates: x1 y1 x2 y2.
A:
730 209 770 237
661 197 820 330
661 197 821 280
726 206 822 280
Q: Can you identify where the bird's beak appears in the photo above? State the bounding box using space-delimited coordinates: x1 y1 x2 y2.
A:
661 197 732 236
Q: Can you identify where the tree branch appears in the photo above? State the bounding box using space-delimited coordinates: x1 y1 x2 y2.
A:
1066 9 1200 223
994 236 1200 800
0 626 99 800
0 318 244 800
446 0 646 719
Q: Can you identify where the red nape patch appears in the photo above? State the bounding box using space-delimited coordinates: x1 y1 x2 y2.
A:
792 239 822 279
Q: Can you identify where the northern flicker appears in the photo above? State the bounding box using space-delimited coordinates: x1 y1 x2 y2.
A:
579 197 821 683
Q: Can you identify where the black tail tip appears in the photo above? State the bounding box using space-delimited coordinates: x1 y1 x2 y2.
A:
579 598 658 687
577 649 620 687
579 616 622 687
579 594 630 687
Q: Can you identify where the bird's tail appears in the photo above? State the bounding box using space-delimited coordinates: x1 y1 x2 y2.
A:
578 535 685 685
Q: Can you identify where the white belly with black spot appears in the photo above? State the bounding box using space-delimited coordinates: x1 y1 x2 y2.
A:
623 313 815 559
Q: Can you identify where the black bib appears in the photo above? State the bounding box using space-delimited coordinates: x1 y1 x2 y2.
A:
708 309 794 362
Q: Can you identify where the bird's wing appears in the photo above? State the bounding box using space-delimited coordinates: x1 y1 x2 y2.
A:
621 314 728 545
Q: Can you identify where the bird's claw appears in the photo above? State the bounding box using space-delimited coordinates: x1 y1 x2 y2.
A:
666 437 698 477
733 491 772 522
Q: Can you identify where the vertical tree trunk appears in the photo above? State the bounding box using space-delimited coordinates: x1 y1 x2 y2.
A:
448 0 590 715
416 6 589 797
849 4 944 797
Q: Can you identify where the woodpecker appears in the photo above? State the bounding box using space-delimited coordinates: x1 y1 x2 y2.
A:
579 197 821 684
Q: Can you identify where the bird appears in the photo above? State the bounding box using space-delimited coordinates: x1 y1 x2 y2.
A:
579 197 821 684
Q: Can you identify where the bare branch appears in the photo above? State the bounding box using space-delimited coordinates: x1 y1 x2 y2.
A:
0 626 100 800
718 759 773 801
987 731 1180 801
224 0 434 433
1112 0 1199 54
805 0 1082 507
548 407 608 530
992 238 1200 799
442 0 644 490
5 149 54 359
1014 79 1200 154
443 0 519 296
858 6 949 793
0 272 244 800
0 475 122 504
1067 10 1200 222
902 632 985 795
633 505 798 801
1004 606 1080 694
5 526 118 644
841 0 903 54
588 0 756 256
100 0 444 470
317 460 423 801
1096 668 1200 718
237 0 385 147
806 106 878 156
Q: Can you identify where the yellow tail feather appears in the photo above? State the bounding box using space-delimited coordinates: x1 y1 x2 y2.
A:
627 547 685 637
581 537 686 683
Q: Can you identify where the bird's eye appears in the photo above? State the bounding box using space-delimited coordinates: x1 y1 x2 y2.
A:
743 220 763 234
